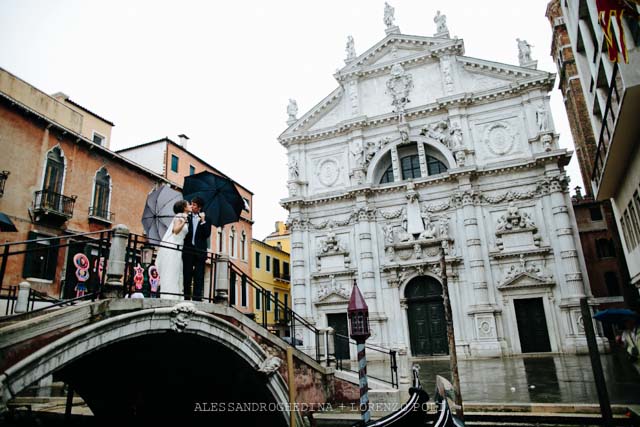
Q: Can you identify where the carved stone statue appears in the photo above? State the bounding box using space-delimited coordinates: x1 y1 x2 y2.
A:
384 2 395 28
516 38 533 64
287 99 298 125
258 355 283 376
418 211 436 239
434 10 448 34
345 35 356 61
496 203 538 234
288 158 299 180
405 184 424 235
454 150 466 167
450 122 463 148
438 217 449 239
351 140 365 167
383 225 395 244
386 64 413 115
536 104 548 132
421 120 450 146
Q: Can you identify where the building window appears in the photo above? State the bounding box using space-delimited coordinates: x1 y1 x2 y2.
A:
92 132 106 146
255 252 261 269
43 147 65 195
243 197 251 212
628 200 640 249
596 238 615 258
189 165 196 175
401 155 421 180
256 288 261 309
273 258 280 278
380 166 394 184
241 275 247 307
266 290 272 311
274 291 280 321
230 226 236 257
91 167 111 219
283 262 290 280
590 207 603 221
217 228 224 253
22 231 59 280
604 271 621 296
426 154 447 175
171 154 179 173
266 255 271 272
284 294 289 312
241 231 247 260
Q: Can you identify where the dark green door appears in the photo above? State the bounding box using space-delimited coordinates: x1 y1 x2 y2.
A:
515 298 551 353
406 277 448 356
327 313 350 360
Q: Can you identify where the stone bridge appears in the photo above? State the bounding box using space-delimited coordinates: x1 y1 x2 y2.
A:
0 298 390 425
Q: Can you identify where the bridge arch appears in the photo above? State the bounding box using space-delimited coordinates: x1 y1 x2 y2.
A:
0 303 295 425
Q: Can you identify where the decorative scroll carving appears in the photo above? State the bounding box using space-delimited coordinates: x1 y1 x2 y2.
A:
386 64 413 115
482 189 539 204
495 202 537 233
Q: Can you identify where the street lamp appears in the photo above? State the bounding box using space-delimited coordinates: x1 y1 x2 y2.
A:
348 279 370 424
141 244 154 266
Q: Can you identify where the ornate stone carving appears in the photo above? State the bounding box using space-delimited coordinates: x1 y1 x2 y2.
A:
379 207 403 219
287 99 298 126
345 35 356 62
499 254 553 286
257 355 283 376
452 190 479 207
441 58 454 94
288 158 300 180
170 302 197 333
495 203 537 233
516 38 533 65
421 120 450 146
482 189 539 204
386 64 413 115
316 275 351 301
536 104 549 133
454 150 466 167
449 121 463 149
317 158 340 187
434 10 449 35
383 2 395 29
484 122 518 156
382 224 395 244
318 225 345 254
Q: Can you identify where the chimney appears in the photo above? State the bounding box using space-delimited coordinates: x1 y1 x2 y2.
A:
178 134 190 150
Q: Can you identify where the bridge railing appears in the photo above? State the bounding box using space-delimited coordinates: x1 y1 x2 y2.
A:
227 261 321 362
0 229 112 316
334 332 399 388
124 233 218 301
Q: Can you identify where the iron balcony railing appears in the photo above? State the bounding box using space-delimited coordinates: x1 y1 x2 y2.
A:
33 189 77 218
0 170 9 197
88 207 115 222
592 63 621 190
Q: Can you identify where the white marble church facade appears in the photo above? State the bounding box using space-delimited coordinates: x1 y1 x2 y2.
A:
279 10 596 359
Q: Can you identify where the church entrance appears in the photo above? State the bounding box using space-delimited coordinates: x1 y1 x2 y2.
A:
514 298 551 353
327 313 350 360
406 276 448 356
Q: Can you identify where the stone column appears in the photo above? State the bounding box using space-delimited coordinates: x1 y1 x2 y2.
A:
548 175 585 299
390 145 401 182
104 224 129 298
455 183 502 356
214 254 229 302
15 281 30 313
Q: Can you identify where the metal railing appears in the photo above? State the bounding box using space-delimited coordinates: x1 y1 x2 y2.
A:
88 207 115 222
592 62 620 189
334 332 399 388
0 229 112 317
124 233 218 302
33 189 77 218
227 261 321 362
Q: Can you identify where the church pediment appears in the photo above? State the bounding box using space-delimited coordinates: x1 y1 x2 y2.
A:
315 292 350 305
458 57 553 94
497 272 554 291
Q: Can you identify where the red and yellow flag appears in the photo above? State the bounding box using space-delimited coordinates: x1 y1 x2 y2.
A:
596 0 632 63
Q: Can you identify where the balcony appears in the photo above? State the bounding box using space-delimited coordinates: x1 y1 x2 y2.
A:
0 171 8 197
32 190 76 222
591 61 640 200
88 207 115 224
273 272 290 283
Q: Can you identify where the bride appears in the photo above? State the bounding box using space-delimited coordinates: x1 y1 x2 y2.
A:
155 200 191 300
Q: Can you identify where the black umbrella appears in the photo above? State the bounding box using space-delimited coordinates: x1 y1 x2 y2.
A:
183 171 244 227
0 212 17 232
141 185 182 242
593 308 640 324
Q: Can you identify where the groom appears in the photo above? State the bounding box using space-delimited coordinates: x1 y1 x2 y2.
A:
182 197 211 301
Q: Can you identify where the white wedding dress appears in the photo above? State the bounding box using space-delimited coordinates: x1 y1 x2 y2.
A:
155 215 188 300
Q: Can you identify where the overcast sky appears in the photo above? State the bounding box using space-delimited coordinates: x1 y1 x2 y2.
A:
0 0 581 240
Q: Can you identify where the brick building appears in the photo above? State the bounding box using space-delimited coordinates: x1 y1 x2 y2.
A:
546 0 637 313
0 67 170 298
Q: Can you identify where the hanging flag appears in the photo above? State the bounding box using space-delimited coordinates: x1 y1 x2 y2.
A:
596 0 635 63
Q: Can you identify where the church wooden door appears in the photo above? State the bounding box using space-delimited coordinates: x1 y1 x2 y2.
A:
406 277 448 356
515 298 551 353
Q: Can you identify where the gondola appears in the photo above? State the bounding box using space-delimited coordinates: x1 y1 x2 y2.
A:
351 366 464 427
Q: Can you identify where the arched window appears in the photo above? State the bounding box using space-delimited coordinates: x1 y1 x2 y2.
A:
241 230 247 260
230 226 236 257
43 147 64 195
380 165 394 184
401 155 421 180
217 227 224 253
426 155 447 175
91 167 111 220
